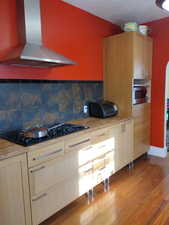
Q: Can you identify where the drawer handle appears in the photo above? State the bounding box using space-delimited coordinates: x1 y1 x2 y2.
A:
30 165 45 173
81 146 92 152
98 145 106 149
97 133 106 137
106 150 114 155
32 193 47 202
93 155 105 162
69 139 90 148
33 149 63 161
81 169 92 175
98 167 106 172
93 158 105 165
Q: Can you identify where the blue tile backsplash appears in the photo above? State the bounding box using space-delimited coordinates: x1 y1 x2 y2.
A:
0 80 103 133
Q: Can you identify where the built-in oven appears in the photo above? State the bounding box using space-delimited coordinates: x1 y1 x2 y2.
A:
133 86 148 105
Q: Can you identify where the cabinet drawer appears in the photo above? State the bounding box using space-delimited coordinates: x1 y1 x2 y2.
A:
65 134 91 153
79 162 92 177
91 128 109 144
31 177 79 225
29 151 80 196
78 146 93 166
92 156 105 172
28 141 64 168
91 138 114 160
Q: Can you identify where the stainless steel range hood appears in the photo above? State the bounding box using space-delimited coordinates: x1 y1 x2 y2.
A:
0 0 75 68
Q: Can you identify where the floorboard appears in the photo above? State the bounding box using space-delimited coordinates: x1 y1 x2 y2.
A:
41 155 169 225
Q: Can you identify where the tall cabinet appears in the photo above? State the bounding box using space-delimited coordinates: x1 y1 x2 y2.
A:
103 31 152 160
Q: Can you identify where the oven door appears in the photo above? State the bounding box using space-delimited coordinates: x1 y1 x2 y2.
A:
133 86 147 105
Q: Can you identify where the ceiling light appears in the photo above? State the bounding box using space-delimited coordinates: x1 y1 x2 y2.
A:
156 0 169 11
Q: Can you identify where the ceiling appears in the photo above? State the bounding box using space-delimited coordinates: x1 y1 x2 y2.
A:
62 0 169 25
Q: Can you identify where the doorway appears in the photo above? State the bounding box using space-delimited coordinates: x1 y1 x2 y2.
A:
165 62 169 149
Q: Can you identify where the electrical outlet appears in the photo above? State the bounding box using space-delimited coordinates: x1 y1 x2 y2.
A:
83 105 88 114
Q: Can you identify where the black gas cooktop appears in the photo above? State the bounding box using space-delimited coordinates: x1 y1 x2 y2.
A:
0 124 89 147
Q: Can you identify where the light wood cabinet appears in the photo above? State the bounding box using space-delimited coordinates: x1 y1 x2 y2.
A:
104 31 153 117
133 32 153 80
30 155 94 225
0 154 32 225
132 103 150 159
133 32 145 79
29 138 93 225
31 176 80 225
27 140 64 168
28 119 133 225
104 31 152 159
116 120 134 171
143 36 153 79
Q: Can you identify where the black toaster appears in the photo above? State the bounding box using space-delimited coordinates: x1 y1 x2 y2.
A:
89 101 118 118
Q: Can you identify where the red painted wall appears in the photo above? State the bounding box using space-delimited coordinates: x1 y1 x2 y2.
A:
145 17 169 147
0 0 121 80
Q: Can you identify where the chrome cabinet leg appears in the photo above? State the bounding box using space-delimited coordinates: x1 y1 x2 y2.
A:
87 189 94 204
104 177 110 192
128 161 134 169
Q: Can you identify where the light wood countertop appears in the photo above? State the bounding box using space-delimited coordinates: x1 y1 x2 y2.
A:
0 139 27 161
0 115 132 160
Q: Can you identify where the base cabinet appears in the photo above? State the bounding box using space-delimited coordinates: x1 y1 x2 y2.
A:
132 103 150 159
31 176 81 225
116 120 134 171
0 154 32 225
29 119 134 225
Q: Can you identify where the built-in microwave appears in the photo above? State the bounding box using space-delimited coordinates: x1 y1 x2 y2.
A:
133 86 148 105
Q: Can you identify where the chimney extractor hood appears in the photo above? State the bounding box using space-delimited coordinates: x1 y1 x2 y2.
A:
0 0 76 68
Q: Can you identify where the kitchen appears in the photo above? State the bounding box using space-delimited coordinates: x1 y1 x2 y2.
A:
0 0 169 225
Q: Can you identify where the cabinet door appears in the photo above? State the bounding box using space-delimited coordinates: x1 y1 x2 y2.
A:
0 154 31 225
144 36 153 79
132 103 150 159
116 120 134 171
133 32 145 79
122 120 134 165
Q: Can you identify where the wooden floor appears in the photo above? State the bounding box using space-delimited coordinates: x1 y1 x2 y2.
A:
41 154 169 225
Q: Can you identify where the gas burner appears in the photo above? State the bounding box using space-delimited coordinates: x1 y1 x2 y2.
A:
0 124 89 147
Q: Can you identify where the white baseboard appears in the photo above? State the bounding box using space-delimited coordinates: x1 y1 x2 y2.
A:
148 146 168 158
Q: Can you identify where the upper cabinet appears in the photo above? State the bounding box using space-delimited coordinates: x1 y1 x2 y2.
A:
104 31 153 81
133 32 153 79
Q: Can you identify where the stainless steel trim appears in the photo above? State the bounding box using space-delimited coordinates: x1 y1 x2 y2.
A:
33 149 63 161
81 146 92 152
93 156 105 164
69 139 90 148
96 133 107 137
24 0 42 44
32 193 47 202
0 0 76 67
105 150 114 156
30 165 45 173
98 145 107 149
98 167 106 173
